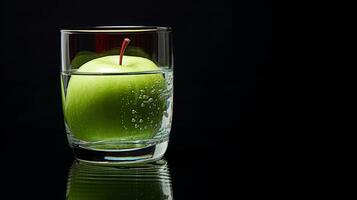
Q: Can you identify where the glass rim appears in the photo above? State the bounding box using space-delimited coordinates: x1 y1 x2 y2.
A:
61 26 172 33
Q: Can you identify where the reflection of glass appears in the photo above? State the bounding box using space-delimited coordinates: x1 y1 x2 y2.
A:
66 159 173 200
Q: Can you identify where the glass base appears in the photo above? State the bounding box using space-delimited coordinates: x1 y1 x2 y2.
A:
71 140 168 164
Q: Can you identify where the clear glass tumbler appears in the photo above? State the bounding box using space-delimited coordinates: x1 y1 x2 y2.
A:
60 26 173 163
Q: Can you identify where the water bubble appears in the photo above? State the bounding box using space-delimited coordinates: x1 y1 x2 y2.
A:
151 89 156 94
131 118 136 122
148 98 153 102
140 89 145 93
144 126 147 129
123 125 128 130
132 110 137 114
135 124 139 128
139 119 143 123
141 103 145 107
143 95 149 99
150 120 154 124
140 127 143 130
153 103 156 107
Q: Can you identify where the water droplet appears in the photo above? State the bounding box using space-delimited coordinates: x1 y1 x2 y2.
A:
141 103 145 107
131 118 136 122
132 110 137 114
135 124 139 128
139 119 143 123
143 95 148 99
151 89 156 94
148 98 153 102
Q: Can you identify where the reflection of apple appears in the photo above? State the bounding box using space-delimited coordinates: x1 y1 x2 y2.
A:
65 53 166 142
124 46 151 59
98 46 151 59
66 160 172 200
71 51 97 68
71 47 151 69
60 76 65 113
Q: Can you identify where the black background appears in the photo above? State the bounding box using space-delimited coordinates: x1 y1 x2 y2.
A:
0 0 276 199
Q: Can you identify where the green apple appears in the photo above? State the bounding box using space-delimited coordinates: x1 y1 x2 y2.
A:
64 55 166 143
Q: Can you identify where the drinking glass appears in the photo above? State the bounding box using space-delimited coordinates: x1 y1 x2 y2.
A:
60 26 173 163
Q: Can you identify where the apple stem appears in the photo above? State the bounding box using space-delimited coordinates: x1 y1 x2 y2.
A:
119 38 131 65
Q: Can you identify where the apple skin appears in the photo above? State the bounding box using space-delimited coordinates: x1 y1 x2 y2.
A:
65 55 166 142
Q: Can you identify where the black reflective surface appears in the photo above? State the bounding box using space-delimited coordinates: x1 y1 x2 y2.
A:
2 150 242 199
0 0 274 199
